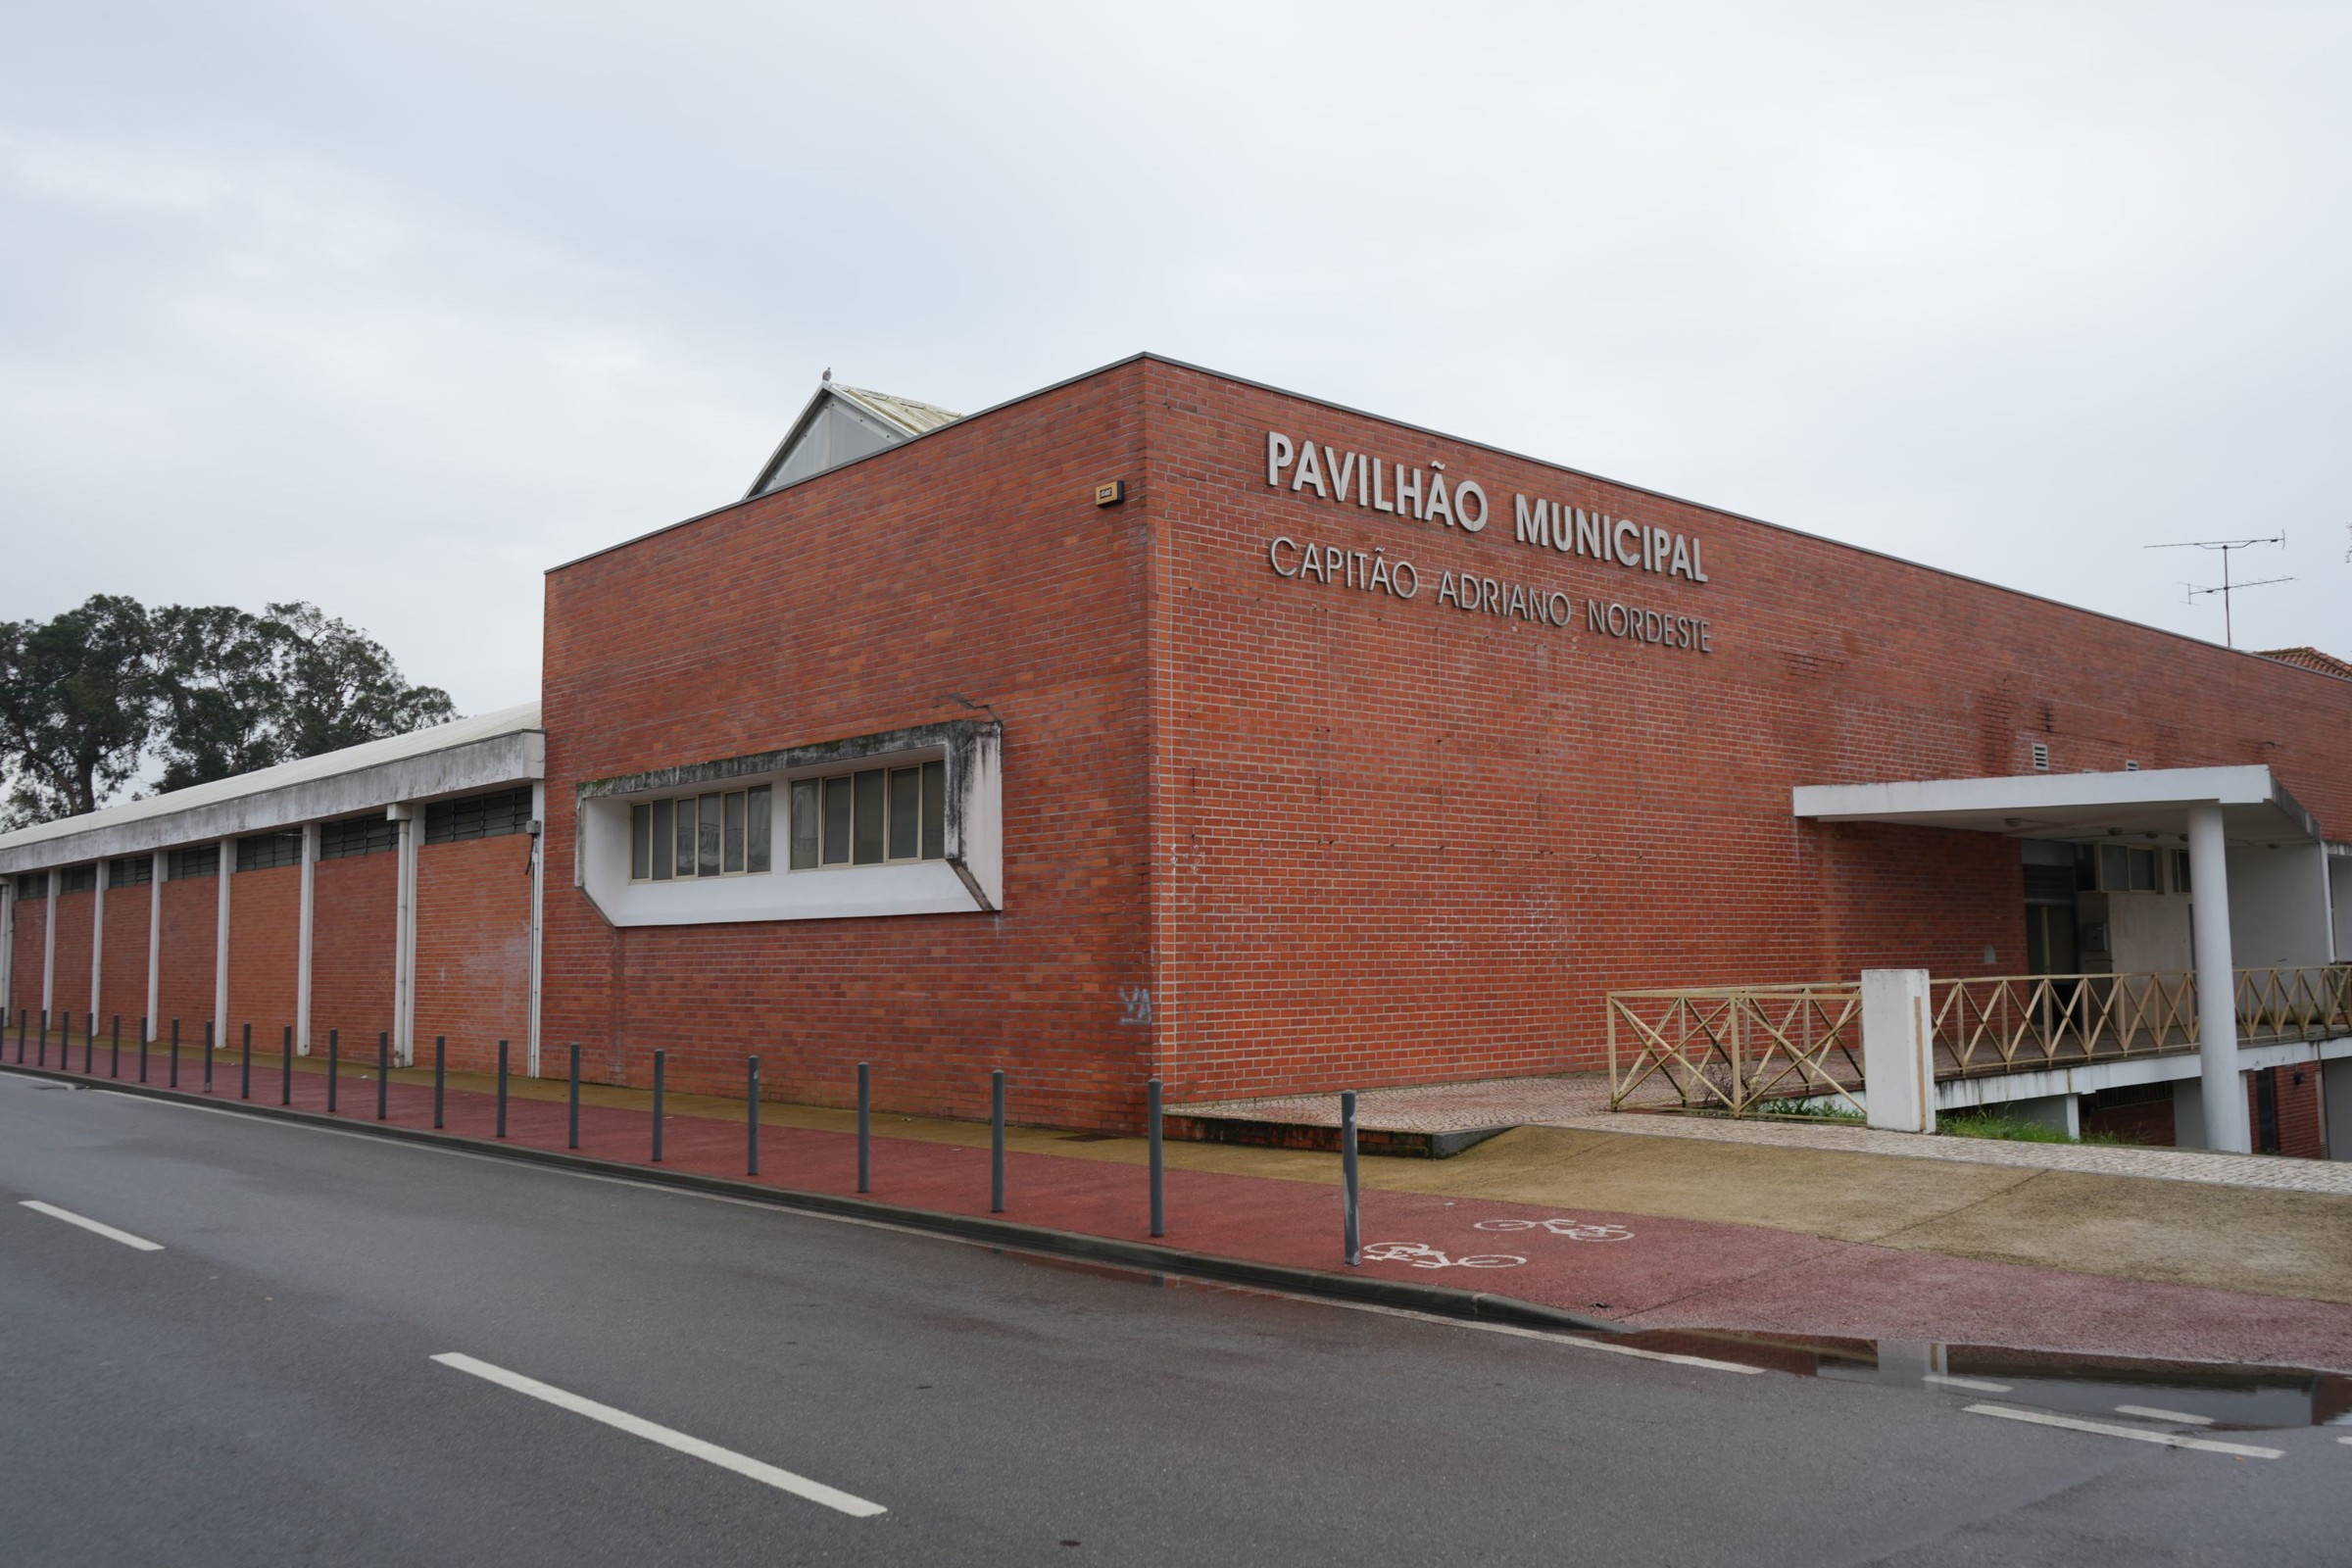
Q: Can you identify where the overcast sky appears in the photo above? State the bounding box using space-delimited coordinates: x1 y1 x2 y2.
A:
4 1 2346 715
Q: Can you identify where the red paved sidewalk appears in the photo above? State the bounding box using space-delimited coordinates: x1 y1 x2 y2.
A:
20 1039 2352 1374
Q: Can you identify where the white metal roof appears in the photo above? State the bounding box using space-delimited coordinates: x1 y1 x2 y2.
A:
0 703 543 871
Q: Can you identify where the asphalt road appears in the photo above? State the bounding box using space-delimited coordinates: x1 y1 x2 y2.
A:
2 1071 2345 1566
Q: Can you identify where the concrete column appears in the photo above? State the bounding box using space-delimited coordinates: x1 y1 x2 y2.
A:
42 868 57 1014
526 782 546 1078
1861 968 1936 1132
295 822 318 1055
89 868 105 1018
391 805 418 1068
2188 802 2249 1153
214 836 232 1052
145 852 163 1038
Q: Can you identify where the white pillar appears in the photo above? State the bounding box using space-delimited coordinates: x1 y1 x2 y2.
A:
295 821 318 1054
89 866 106 1020
527 782 546 1079
391 804 418 1068
1861 968 1936 1132
42 868 57 1016
2188 802 2249 1153
145 852 163 1038
214 836 232 1051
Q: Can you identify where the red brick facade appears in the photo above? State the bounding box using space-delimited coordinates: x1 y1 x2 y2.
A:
416 836 533 1075
155 875 218 1044
98 882 150 1031
530 356 2350 1131
225 863 301 1052
310 853 397 1062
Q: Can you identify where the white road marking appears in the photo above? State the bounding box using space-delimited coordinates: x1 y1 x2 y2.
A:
2335 1435 2351 1446
429 1352 885 1517
19 1200 164 1251
1964 1404 2280 1458
2114 1403 2215 1426
1923 1374 2011 1393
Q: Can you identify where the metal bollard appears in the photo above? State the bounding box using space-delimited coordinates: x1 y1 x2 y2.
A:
85 1011 95 1073
651 1050 665 1162
38 1007 48 1067
376 1032 389 1121
497 1040 509 1139
991 1068 1006 1213
1341 1089 1360 1267
204 1019 214 1092
567 1043 580 1150
14 1005 23 1062
240 1022 252 1101
1148 1077 1165 1239
857 1061 871 1194
170 1018 180 1088
281 1024 294 1105
746 1056 760 1177
327 1029 339 1113
138 1015 149 1083
110 1015 121 1079
433 1037 446 1129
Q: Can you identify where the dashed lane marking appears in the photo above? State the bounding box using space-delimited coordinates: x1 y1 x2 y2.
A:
1964 1404 2281 1458
2114 1403 2215 1426
1922 1375 2011 1394
430 1352 886 1517
19 1200 164 1251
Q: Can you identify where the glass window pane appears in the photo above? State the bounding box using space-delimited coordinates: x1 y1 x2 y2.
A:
2129 848 2157 892
887 768 920 860
791 780 820 869
698 794 722 878
853 769 886 864
631 805 651 881
823 775 853 865
722 792 747 874
2175 851 2191 894
672 795 696 879
920 760 946 860
652 798 675 880
747 786 772 873
2099 844 2128 892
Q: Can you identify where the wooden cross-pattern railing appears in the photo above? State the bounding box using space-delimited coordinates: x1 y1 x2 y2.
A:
1609 964 2350 1114
1605 985 1865 1115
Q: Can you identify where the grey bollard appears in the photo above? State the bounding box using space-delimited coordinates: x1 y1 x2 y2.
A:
1341 1090 1360 1266
991 1069 1006 1213
857 1061 871 1194
1148 1077 1165 1239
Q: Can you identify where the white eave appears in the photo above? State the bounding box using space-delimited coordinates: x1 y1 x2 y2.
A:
1792 765 2324 848
0 703 545 874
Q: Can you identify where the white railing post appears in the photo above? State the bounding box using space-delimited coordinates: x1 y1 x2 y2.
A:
1861 969 1935 1133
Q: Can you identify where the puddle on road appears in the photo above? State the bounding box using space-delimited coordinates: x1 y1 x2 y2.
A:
1603 1329 2352 1432
996 1252 2352 1433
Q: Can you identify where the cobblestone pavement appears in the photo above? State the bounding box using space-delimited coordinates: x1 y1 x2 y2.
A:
1174 1072 2352 1196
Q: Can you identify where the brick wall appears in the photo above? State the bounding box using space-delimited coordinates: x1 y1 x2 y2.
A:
311 852 397 1062
48 890 93 1035
540 362 1153 1127
2251 1064 2326 1159
99 883 152 1034
156 875 219 1045
416 835 532 1076
6 893 42 1026
1141 361 2352 1103
224 863 301 1054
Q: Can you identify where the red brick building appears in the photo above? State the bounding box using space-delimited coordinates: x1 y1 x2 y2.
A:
6 357 2348 1154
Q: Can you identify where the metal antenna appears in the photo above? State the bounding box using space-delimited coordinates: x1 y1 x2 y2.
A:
2145 533 2291 650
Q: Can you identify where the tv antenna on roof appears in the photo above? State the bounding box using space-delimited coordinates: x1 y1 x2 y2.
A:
2144 533 2291 650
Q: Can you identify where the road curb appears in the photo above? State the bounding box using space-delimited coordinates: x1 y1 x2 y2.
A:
2 1061 1630 1337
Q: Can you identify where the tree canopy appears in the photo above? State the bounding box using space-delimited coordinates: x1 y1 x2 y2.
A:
0 597 457 827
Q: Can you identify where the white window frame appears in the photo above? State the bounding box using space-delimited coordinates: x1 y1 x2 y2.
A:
576 722 1002 928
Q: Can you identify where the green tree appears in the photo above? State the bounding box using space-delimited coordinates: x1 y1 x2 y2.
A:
0 596 458 825
149 601 458 793
0 595 159 825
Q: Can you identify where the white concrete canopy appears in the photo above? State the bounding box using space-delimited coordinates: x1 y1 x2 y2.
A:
1791 764 2321 848
1791 763 2347 1155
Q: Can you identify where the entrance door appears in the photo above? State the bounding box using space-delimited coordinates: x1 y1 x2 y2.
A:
2025 905 2079 976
